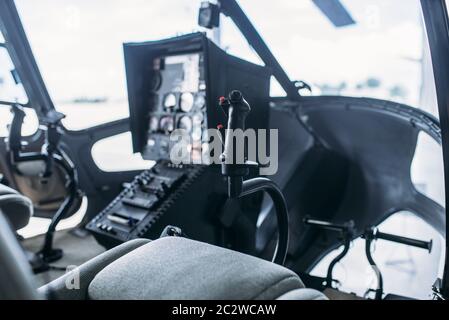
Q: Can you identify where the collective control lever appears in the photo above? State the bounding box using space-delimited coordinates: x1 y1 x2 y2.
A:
219 90 257 198
362 226 433 300
219 90 251 166
219 90 289 266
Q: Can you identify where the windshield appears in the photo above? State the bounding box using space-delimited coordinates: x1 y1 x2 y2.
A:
220 0 434 113
14 0 200 129
14 0 435 130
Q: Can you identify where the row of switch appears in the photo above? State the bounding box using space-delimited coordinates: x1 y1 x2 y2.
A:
122 194 158 210
96 223 116 235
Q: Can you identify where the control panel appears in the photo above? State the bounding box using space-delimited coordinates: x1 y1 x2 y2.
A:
86 161 201 246
144 53 208 161
124 32 271 163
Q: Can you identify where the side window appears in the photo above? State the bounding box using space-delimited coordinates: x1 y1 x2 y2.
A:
310 211 444 299
0 107 39 137
91 132 154 172
0 32 38 136
0 47 27 104
411 132 444 207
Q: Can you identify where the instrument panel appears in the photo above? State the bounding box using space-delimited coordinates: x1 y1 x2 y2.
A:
143 53 208 162
125 33 271 164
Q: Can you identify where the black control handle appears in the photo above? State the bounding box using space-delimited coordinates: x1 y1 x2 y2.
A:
374 230 432 252
304 217 355 234
362 227 432 299
8 104 26 156
220 90 251 163
219 90 289 266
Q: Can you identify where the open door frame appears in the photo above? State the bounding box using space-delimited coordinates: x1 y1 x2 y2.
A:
421 0 449 298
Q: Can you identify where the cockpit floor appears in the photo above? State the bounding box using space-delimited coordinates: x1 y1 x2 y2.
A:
21 228 105 288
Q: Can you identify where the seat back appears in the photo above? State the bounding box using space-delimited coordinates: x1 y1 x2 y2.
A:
0 210 38 299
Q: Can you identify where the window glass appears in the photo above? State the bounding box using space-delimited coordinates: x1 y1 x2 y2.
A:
310 211 445 299
0 31 37 136
14 0 202 130
0 46 28 103
18 196 88 238
0 106 38 137
91 132 154 172
222 0 436 115
15 0 437 124
411 132 445 207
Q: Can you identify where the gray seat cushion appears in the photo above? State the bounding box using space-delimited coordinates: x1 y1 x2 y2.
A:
0 184 33 230
88 237 307 300
39 238 151 299
276 288 328 300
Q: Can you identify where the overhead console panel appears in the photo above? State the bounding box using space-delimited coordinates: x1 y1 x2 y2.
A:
124 32 270 162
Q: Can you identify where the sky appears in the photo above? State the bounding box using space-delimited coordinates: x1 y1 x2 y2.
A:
222 0 424 101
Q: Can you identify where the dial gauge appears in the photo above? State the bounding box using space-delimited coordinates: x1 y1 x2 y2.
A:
194 93 206 109
192 112 203 124
179 92 194 112
192 126 202 141
160 116 174 132
163 93 177 110
178 116 193 133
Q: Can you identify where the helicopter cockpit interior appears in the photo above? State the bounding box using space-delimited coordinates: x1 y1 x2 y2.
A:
0 0 448 303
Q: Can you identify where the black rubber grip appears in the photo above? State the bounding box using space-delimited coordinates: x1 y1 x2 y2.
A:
8 104 26 152
222 90 251 163
375 231 432 252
